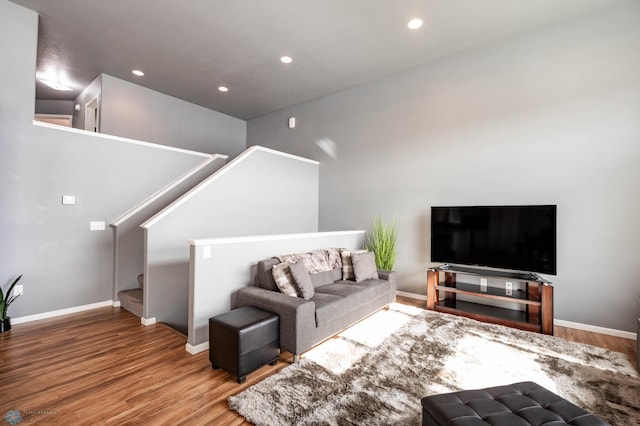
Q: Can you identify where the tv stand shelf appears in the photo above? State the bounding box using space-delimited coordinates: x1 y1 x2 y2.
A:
427 265 553 335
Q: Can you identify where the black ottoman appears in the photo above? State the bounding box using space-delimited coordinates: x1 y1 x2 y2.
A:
421 381 610 426
209 306 279 384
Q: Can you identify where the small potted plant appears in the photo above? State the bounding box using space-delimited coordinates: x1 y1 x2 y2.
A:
1 274 23 333
366 216 398 271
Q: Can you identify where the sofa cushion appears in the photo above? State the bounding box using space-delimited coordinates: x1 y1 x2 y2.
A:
290 260 314 300
271 262 298 297
352 251 379 282
313 283 374 326
309 268 342 288
310 293 346 327
339 279 391 301
257 258 280 292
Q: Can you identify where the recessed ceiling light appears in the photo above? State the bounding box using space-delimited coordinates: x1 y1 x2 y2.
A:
218 86 229 92
408 18 423 30
280 56 293 64
132 69 144 76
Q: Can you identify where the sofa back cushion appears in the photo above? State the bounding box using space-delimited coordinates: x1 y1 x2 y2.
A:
309 268 342 288
256 258 280 291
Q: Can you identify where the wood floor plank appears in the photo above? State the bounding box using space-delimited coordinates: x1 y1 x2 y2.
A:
0 299 636 425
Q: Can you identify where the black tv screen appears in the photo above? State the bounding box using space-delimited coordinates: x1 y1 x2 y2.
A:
431 205 556 275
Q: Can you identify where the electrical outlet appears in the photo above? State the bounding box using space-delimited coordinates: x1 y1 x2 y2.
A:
480 278 487 292
62 195 76 205
203 246 212 259
89 221 105 231
505 281 513 296
14 284 23 296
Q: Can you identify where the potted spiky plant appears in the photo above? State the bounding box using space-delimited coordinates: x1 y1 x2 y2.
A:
366 216 398 271
1 274 23 333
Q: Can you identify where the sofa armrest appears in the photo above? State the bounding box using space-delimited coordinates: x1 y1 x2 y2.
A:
232 286 316 355
377 270 397 301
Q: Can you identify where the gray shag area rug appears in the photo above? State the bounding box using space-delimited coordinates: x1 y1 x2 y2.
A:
229 303 640 425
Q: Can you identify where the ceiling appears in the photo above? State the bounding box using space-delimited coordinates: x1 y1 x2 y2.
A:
11 0 626 120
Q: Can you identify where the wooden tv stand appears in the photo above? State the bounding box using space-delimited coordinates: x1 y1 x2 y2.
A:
427 265 554 335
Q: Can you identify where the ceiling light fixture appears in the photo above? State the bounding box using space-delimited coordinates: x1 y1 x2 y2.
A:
280 56 293 64
218 86 229 92
407 18 423 30
37 67 74 91
132 69 145 76
38 78 73 91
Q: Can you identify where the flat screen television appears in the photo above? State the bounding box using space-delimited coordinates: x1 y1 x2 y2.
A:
431 205 556 275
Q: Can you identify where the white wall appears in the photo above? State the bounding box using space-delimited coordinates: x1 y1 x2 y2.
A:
248 2 640 333
101 74 246 157
188 231 365 350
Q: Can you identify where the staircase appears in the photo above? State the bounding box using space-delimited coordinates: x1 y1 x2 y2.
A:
118 274 144 317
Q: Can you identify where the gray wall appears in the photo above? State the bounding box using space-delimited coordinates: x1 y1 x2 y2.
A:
112 155 228 300
72 74 102 131
0 2 212 318
188 231 365 348
100 74 246 157
248 2 640 333
143 146 319 333
35 100 75 116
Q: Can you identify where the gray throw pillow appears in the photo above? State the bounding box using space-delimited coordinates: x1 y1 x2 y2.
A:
352 251 379 282
290 260 315 300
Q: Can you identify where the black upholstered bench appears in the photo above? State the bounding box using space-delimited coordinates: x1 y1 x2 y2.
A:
421 381 610 426
209 306 279 383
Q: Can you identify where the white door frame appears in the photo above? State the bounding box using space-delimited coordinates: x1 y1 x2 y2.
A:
84 94 100 132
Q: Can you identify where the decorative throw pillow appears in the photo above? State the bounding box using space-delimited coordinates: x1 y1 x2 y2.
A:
340 249 367 281
289 260 314 300
352 251 379 282
271 262 298 297
340 250 354 280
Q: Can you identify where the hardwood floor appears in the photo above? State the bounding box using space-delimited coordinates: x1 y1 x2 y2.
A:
0 298 636 425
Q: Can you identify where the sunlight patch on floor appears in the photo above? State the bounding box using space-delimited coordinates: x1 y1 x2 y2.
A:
441 334 558 393
304 303 418 374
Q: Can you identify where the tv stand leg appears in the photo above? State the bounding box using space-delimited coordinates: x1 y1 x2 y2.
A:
427 269 439 310
541 284 554 335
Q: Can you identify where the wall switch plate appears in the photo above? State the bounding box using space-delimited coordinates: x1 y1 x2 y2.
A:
14 284 23 296
480 278 487 292
62 195 76 205
90 221 105 231
203 246 211 259
505 281 513 296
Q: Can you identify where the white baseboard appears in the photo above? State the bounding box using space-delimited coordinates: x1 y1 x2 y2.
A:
185 341 209 355
11 300 114 325
141 317 156 326
396 290 427 301
112 300 121 307
396 291 637 341
554 319 636 340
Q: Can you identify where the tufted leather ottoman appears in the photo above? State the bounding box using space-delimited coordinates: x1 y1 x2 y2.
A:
209 306 279 384
421 381 610 426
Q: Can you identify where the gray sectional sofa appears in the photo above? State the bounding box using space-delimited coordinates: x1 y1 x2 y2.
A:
232 252 396 362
